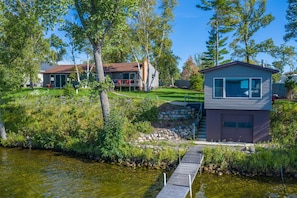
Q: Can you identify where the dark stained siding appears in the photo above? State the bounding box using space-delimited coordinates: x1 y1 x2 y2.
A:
43 74 51 87
206 109 270 143
203 64 273 111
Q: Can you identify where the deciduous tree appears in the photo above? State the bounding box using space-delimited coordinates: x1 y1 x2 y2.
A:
0 0 69 139
181 56 198 80
72 0 138 121
129 0 178 91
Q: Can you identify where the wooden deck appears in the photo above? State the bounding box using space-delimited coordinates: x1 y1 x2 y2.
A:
157 146 204 198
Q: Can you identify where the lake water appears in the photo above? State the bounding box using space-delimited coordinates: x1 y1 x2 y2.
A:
1 147 297 197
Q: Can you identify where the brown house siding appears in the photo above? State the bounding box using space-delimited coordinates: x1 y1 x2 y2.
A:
206 109 270 143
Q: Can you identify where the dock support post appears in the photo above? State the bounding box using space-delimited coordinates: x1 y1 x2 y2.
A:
178 148 181 164
189 174 192 198
163 173 167 186
192 123 195 140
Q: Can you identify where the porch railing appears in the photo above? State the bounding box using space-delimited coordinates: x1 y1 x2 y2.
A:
112 79 140 87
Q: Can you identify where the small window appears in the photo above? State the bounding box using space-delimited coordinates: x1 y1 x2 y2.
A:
214 79 223 98
123 73 129 79
238 122 252 128
251 79 261 98
50 75 54 84
223 122 237 128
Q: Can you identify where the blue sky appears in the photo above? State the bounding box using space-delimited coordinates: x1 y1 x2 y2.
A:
171 1 295 72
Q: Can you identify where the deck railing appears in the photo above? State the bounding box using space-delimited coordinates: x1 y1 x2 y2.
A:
196 103 203 125
112 79 139 87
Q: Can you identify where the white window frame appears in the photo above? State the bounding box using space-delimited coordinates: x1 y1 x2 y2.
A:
213 77 262 99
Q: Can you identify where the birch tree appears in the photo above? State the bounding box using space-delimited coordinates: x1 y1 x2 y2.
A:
129 0 177 91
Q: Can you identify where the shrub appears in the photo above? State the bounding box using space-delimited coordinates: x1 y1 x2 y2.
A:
190 73 203 91
134 97 159 122
63 83 75 97
111 97 159 123
1 131 26 147
1 96 103 151
98 110 125 160
270 102 297 145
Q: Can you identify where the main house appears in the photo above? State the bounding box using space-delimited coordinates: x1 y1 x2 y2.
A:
43 61 159 90
200 61 278 143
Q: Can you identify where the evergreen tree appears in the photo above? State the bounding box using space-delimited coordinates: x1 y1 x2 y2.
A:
230 0 274 63
201 27 230 68
197 0 235 66
284 0 297 42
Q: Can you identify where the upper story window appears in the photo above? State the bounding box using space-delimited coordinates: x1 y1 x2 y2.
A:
213 78 262 98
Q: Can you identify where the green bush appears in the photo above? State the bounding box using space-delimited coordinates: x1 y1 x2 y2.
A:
190 73 203 91
111 97 159 123
270 102 297 145
134 97 159 122
202 145 297 175
1 96 103 151
1 132 26 147
63 83 75 97
98 110 125 160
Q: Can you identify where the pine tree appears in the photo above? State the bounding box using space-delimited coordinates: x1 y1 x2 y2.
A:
197 0 235 66
230 0 274 63
201 27 230 68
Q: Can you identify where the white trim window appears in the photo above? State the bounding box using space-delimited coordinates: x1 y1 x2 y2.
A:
213 77 262 98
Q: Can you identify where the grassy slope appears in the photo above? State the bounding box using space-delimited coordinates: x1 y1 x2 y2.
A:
4 87 204 103
111 88 204 102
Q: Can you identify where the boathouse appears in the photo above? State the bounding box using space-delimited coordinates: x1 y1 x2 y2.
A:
200 61 278 143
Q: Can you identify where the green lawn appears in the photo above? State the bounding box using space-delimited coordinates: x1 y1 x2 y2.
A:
4 87 204 103
113 88 204 102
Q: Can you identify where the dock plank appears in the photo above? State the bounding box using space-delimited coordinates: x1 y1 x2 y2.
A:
156 146 204 198
181 153 202 163
156 184 189 198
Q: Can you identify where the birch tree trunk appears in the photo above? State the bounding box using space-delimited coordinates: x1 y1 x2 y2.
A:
93 44 110 122
0 111 7 140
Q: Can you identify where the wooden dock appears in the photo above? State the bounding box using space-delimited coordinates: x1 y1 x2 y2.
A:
157 146 204 198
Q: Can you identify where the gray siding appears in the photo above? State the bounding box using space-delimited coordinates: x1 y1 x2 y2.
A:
204 65 273 111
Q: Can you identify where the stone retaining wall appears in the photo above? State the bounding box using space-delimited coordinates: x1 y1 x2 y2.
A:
136 106 197 143
158 106 195 120
136 125 195 143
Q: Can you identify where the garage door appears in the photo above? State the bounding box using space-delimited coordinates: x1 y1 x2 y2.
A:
221 114 253 142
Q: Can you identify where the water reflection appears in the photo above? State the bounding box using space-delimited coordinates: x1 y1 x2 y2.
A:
192 174 297 198
1 147 297 198
0 148 163 197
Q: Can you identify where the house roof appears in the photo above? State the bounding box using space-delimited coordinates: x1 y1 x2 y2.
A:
104 62 141 73
199 61 279 74
43 62 143 74
43 65 77 74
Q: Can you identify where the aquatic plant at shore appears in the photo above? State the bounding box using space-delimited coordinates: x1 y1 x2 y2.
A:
202 145 297 177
